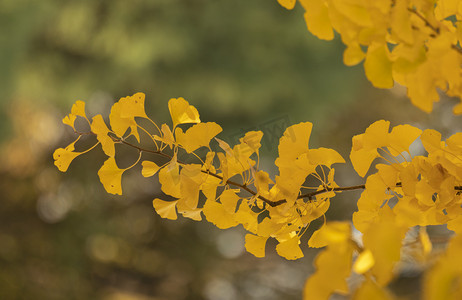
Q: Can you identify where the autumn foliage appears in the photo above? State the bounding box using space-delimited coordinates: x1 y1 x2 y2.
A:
54 1 462 299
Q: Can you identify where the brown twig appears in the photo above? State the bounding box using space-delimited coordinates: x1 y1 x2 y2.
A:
407 7 462 55
83 131 462 208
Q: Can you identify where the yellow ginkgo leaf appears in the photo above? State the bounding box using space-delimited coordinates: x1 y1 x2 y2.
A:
168 97 200 128
234 202 258 234
350 146 380 177
97 157 126 195
257 217 284 237
91 114 115 157
178 206 202 221
302 200 331 224
423 234 462 299
300 0 334 40
391 0 414 44
240 131 263 156
363 120 390 150
201 172 221 201
376 164 398 187
255 170 273 196
353 278 394 300
350 120 395 177
202 200 239 229
453 102 462 115
154 124 176 149
435 0 459 20
447 214 462 233
219 189 240 213
364 43 394 89
62 114 77 129
216 152 229 183
353 249 375 274
421 129 442 154
308 221 351 248
277 0 296 10
53 138 82 172
303 242 354 300
215 137 234 157
343 42 365 66
179 164 203 209
245 234 268 258
158 158 181 198
415 180 436 206
109 100 139 141
71 100 86 117
446 132 462 155
62 100 86 129
276 235 304 260
175 122 222 153
388 124 422 156
362 216 407 286
307 147 345 167
119 92 148 119
277 122 313 161
153 198 178 220
141 161 160 177
419 227 432 256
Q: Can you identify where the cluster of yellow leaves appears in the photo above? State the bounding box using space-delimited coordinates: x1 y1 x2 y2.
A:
278 0 462 114
350 120 462 233
296 118 462 299
303 120 462 299
54 94 462 299
54 93 345 261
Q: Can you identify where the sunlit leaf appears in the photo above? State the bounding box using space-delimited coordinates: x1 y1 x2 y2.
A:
303 243 354 299
362 215 407 286
277 0 296 10
307 147 345 167
168 97 200 128
245 234 268 258
424 234 462 300
364 43 394 88
300 0 334 40
62 100 86 129
141 160 160 177
353 278 394 300
179 164 203 209
175 122 222 153
308 221 351 248
53 138 82 172
240 131 263 156
388 124 422 156
158 157 181 198
97 157 126 195
343 42 365 66
154 124 176 149
421 129 442 154
276 235 304 260
219 189 240 213
109 100 139 141
91 114 115 157
119 92 148 119
353 249 375 274
153 199 178 220
202 200 239 229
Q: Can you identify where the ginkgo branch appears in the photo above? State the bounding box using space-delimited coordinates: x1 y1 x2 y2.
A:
76 130 462 208
407 7 462 55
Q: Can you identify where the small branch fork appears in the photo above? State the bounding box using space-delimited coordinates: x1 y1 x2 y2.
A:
407 7 462 55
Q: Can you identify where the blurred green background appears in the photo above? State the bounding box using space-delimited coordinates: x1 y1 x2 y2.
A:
1 0 461 299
